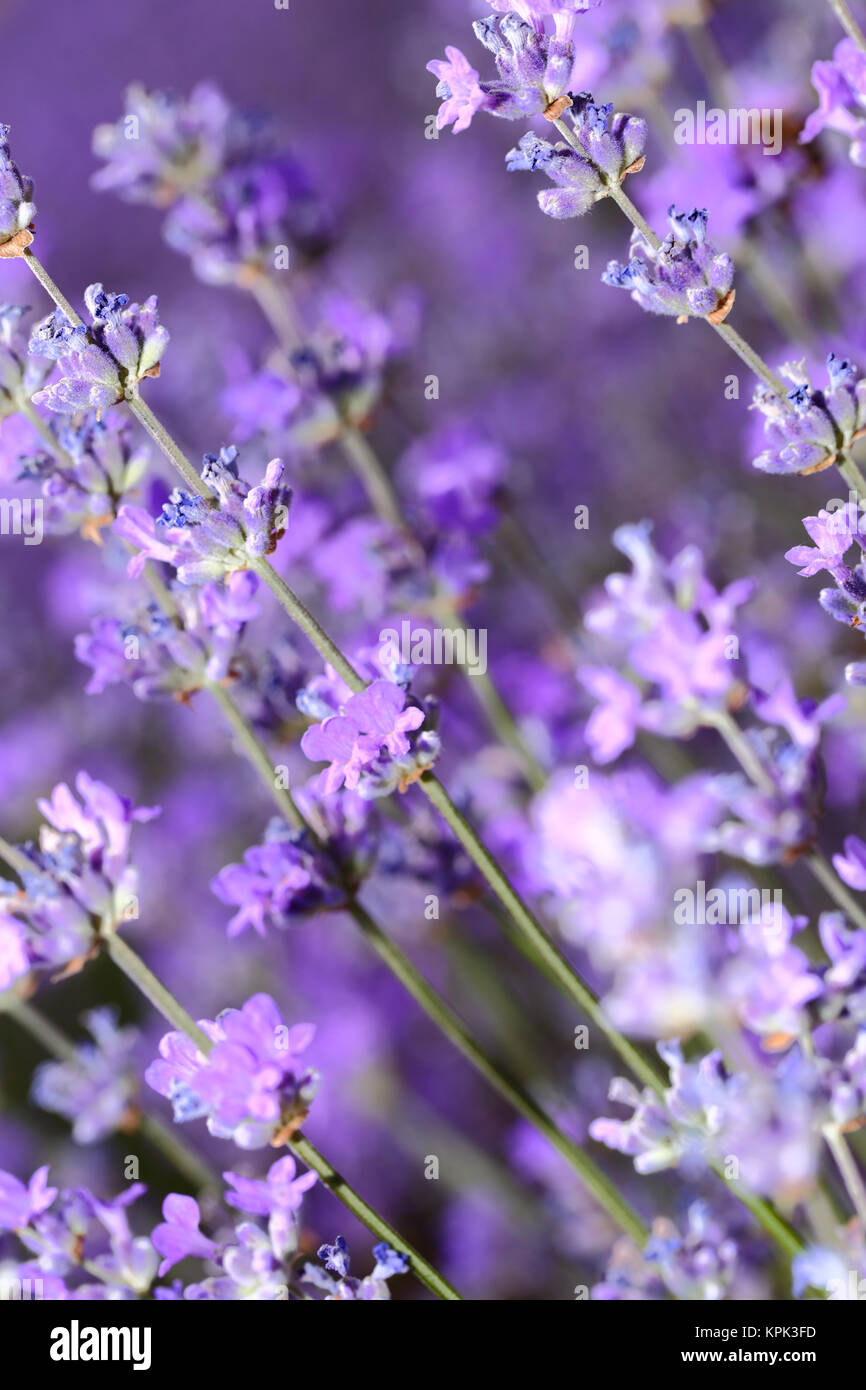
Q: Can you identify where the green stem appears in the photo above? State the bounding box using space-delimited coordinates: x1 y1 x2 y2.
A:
208 683 646 1240
823 1123 866 1228
126 391 207 495
348 899 646 1242
205 681 302 825
838 449 866 501
289 1133 461 1300
0 833 34 876
339 426 405 532
248 274 305 351
417 773 661 1093
828 0 866 49
103 933 214 1053
22 249 81 323
436 602 548 791
249 556 365 693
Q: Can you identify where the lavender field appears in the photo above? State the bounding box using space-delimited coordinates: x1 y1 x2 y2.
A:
1 0 866 1315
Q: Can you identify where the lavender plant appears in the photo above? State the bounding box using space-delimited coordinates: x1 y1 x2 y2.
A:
3 0 866 1309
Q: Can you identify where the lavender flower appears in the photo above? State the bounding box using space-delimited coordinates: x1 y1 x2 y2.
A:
0 1166 57 1230
301 676 440 798
581 522 752 758
301 1235 408 1300
800 39 866 166
784 506 859 581
93 84 332 281
752 355 866 476
603 207 736 323
211 811 373 936
151 1194 218 1276
431 11 586 127
30 1008 140 1143
785 501 866 686
0 774 158 976
91 83 247 205
591 1041 825 1204
426 48 494 133
17 410 149 538
116 446 291 583
794 1238 866 1300
593 1202 738 1301
75 572 259 699
280 292 420 448
223 1155 316 1259
0 125 35 255
506 95 647 217
0 304 50 420
833 835 866 891
29 284 169 413
0 1172 158 1297
145 994 318 1149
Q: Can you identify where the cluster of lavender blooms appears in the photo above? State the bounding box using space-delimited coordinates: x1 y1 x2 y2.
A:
211 804 375 936
30 283 168 413
505 94 647 218
277 292 422 449
786 501 866 685
117 445 292 581
299 665 440 798
801 37 866 166
0 1160 406 1300
6 0 866 1308
92 83 332 285
590 1008 866 1211
0 300 152 536
752 354 866 476
429 7 607 129
592 1202 739 1301
0 773 157 985
602 207 736 324
31 1008 140 1144
0 123 35 254
145 994 318 1150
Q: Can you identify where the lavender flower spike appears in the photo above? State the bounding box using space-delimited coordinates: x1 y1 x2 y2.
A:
800 39 866 166
0 124 36 256
427 48 494 134
752 354 866 476
428 9 600 132
29 283 169 413
145 993 319 1150
506 95 647 218
119 446 292 584
603 207 736 325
